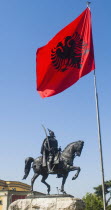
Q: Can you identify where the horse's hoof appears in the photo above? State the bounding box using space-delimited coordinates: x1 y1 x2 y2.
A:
22 175 26 180
30 189 33 193
60 189 66 194
72 177 76 180
47 187 50 195
61 190 66 194
47 191 50 195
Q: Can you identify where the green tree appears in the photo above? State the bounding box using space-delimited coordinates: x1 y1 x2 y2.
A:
83 193 103 210
107 205 111 210
94 180 111 207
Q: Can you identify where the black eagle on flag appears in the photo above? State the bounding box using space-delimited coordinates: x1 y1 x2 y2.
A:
51 32 89 72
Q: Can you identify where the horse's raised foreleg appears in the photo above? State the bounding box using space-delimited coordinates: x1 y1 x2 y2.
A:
41 174 50 194
69 166 81 180
60 173 68 194
31 173 39 191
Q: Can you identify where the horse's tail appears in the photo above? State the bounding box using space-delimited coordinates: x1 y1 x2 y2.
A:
22 157 34 180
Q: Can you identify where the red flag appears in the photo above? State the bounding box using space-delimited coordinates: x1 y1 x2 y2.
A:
36 8 95 98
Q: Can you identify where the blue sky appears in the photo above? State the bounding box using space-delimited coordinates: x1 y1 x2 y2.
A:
0 0 111 198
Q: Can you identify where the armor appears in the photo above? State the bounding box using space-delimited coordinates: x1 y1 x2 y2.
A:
41 129 58 173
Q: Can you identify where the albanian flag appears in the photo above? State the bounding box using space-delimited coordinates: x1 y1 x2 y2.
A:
36 7 95 98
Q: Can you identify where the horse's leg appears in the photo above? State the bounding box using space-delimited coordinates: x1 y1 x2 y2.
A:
31 173 39 191
60 173 68 194
41 174 50 194
69 166 81 180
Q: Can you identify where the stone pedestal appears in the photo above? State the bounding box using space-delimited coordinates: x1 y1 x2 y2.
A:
8 194 85 210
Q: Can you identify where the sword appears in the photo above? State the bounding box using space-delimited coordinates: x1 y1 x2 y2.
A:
42 125 50 151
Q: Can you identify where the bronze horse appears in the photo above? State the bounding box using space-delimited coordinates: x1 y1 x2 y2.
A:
23 140 84 194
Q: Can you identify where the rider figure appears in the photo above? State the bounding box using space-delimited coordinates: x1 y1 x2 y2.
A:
41 129 59 174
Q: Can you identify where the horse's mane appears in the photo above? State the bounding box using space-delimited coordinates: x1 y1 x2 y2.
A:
62 141 83 152
62 142 75 152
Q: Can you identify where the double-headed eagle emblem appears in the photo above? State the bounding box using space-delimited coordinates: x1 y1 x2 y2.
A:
51 32 89 72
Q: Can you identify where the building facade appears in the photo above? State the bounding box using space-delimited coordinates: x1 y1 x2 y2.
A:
0 180 43 210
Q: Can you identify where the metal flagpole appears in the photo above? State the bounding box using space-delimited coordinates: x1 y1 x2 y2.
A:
86 3 106 209
93 69 106 210
86 1 91 8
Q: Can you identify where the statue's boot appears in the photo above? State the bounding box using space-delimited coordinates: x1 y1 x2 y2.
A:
48 170 54 174
47 162 54 174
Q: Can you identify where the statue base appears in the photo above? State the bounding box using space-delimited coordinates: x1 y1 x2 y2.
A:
8 193 85 210
26 191 74 199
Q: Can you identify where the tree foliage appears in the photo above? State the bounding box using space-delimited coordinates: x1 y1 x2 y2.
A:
107 205 111 210
83 193 103 210
94 180 111 206
83 180 111 209
94 180 111 197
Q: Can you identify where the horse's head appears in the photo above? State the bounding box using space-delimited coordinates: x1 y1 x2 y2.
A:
62 140 84 159
74 140 84 157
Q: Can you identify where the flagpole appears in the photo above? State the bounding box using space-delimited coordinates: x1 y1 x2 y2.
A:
93 69 106 210
86 3 106 209
86 1 91 8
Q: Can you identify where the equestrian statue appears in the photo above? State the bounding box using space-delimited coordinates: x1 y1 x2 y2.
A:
23 127 84 194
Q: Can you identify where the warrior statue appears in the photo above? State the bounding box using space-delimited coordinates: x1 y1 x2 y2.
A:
41 128 61 173
23 126 84 194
